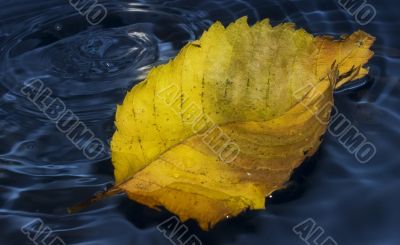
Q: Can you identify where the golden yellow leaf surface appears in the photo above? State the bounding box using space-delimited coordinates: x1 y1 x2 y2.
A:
109 17 374 230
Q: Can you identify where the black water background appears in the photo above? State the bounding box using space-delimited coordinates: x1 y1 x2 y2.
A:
0 0 399 244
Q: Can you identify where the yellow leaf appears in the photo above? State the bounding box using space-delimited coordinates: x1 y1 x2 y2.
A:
74 17 375 230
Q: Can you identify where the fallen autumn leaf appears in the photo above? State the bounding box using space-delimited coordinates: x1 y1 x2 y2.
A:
70 16 375 230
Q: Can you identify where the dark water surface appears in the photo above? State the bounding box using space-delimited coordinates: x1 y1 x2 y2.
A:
0 0 399 244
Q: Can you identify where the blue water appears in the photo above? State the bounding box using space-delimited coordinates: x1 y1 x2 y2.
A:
0 0 399 244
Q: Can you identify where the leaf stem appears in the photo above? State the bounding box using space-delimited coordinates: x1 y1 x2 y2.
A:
67 186 123 213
